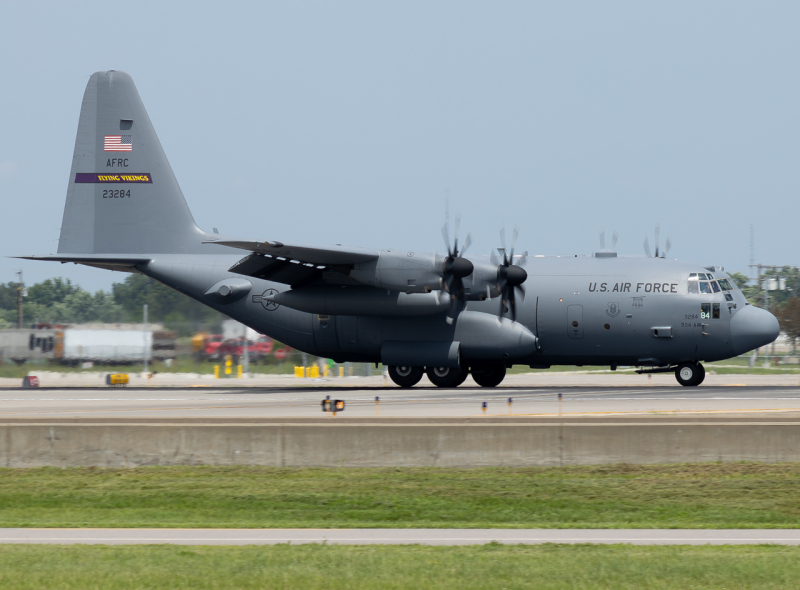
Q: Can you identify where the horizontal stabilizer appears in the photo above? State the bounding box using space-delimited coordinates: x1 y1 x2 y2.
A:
15 254 151 273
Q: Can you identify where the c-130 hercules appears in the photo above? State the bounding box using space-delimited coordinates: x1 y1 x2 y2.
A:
23 71 779 388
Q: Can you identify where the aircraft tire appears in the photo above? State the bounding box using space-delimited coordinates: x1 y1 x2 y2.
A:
675 362 703 386
471 365 507 388
388 365 424 388
426 366 469 388
695 363 706 385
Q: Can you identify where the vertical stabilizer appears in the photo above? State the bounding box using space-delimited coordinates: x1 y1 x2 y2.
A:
59 70 209 254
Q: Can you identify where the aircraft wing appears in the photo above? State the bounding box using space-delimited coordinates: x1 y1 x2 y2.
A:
205 240 379 288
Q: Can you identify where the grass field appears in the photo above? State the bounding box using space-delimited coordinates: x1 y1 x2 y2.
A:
2 463 800 529
1 544 800 589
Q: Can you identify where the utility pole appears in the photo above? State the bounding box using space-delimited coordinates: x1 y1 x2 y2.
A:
16 270 23 329
143 304 149 375
242 324 250 376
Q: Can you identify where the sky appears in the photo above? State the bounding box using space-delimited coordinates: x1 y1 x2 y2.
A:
1 1 798 293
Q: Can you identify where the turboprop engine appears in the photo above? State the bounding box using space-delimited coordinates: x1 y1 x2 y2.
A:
348 250 451 293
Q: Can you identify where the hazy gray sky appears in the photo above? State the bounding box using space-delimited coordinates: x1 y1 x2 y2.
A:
1 1 798 292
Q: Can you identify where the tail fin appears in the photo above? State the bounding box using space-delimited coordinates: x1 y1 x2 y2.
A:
58 70 210 255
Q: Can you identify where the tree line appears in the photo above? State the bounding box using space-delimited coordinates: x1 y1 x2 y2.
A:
729 268 800 353
0 275 223 335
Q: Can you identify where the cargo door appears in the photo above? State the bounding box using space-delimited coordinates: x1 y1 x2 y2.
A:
567 305 584 339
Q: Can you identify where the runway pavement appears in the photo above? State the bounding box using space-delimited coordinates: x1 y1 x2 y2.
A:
2 528 800 545
2 383 800 419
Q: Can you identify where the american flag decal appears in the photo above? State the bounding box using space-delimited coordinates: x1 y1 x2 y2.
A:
104 135 132 152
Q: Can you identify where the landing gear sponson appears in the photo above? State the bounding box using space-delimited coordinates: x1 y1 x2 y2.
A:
388 365 507 388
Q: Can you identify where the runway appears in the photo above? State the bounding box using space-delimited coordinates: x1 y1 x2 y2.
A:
2 528 800 545
2 384 800 420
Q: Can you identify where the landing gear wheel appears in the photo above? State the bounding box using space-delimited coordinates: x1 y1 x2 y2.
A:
675 362 704 387
471 365 507 388
388 366 424 388
694 363 705 386
426 366 469 388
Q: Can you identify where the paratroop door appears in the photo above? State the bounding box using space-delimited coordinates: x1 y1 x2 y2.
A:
567 305 584 339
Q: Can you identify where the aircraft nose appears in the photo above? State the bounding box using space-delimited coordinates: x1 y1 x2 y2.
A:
730 305 780 356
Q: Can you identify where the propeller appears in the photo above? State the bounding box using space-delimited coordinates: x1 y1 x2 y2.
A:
441 212 474 324
599 229 618 251
643 223 672 258
493 224 528 322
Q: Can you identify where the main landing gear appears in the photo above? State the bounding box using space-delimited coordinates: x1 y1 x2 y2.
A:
426 366 469 388
386 365 508 388
675 362 705 387
470 365 507 388
387 365 424 388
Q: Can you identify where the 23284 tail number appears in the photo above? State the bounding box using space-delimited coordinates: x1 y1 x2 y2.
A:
102 189 130 198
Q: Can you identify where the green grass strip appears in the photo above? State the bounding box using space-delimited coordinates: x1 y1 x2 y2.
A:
2 544 800 589
2 463 800 529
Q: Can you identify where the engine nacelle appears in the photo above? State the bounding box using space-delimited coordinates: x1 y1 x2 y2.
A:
350 250 444 293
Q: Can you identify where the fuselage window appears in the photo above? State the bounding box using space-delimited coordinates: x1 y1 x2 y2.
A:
711 281 721 293
701 303 711 319
712 303 720 319
725 293 734 302
718 278 733 291
699 281 710 294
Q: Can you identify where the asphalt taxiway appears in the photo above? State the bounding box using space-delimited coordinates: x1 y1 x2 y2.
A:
2 384 800 420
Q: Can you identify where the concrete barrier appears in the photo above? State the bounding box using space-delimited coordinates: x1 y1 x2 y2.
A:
2 420 800 467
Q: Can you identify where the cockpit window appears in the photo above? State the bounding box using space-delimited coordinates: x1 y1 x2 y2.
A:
689 272 736 295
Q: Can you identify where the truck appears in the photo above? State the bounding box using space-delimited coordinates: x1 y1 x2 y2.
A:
0 324 176 365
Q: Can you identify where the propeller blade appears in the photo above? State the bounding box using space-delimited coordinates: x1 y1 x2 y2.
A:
611 230 618 250
453 214 461 255
499 224 507 256
441 223 451 256
490 248 500 267
663 236 672 257
517 250 528 267
461 232 472 257
599 229 606 250
445 296 459 325
654 223 661 257
643 235 652 258
516 284 526 302
511 225 519 253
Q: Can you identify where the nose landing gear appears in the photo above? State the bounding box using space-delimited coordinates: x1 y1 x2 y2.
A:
675 362 705 387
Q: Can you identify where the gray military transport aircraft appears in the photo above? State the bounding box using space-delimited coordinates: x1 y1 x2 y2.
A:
22 71 780 388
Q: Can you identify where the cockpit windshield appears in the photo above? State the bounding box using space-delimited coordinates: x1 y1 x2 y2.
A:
688 273 735 294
